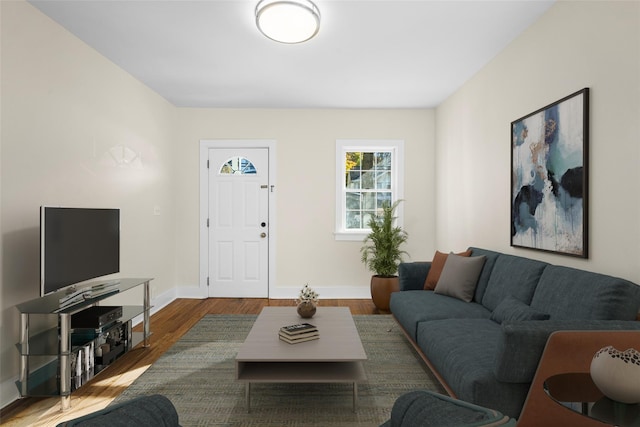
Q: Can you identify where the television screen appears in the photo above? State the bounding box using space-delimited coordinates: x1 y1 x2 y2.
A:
41 207 120 296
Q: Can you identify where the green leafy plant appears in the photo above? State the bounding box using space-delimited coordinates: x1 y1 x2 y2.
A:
360 200 409 277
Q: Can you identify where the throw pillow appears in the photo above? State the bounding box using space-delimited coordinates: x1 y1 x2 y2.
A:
423 249 472 290
433 254 486 302
490 295 550 324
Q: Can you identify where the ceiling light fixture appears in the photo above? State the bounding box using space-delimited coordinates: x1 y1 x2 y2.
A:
255 0 320 44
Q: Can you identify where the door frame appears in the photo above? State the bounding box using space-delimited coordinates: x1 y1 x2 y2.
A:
199 139 277 298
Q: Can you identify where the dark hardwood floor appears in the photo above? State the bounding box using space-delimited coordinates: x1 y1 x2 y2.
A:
1 298 379 426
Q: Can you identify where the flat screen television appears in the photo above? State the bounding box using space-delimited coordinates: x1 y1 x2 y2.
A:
40 206 120 296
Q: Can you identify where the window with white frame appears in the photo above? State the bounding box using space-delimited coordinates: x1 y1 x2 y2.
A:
335 140 404 241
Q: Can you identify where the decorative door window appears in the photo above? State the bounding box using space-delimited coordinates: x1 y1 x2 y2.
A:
219 157 257 175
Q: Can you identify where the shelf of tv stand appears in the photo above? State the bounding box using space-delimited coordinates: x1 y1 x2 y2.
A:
15 278 153 410
15 306 146 356
15 278 151 314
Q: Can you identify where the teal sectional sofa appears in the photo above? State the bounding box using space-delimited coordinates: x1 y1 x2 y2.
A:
389 247 640 419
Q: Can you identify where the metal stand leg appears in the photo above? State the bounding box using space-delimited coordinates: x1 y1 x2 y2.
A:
143 280 150 347
19 313 29 396
59 313 71 411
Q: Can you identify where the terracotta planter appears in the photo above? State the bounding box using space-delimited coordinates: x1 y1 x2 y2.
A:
370 275 400 312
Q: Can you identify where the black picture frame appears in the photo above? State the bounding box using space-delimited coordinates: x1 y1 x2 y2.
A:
510 88 589 258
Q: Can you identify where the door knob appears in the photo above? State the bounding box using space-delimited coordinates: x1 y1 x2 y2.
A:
260 232 267 238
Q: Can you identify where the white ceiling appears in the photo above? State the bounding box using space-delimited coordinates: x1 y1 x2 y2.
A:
29 0 555 109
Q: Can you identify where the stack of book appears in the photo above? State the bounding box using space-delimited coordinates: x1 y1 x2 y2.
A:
278 322 319 344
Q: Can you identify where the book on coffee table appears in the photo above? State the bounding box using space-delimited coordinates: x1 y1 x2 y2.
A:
278 331 319 344
278 322 319 344
279 323 318 335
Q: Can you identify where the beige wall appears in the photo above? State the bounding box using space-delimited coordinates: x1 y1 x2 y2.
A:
174 109 436 295
435 0 640 283
0 0 177 403
0 1 435 406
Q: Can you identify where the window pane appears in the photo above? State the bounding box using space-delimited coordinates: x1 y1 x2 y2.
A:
362 211 375 228
376 152 391 170
346 192 361 210
362 152 374 170
346 211 361 229
377 192 392 208
347 171 361 188
220 156 257 175
361 170 375 189
376 171 391 189
363 192 376 209
346 152 361 171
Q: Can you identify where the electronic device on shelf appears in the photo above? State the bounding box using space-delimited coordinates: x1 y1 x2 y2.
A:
40 206 120 296
71 306 123 329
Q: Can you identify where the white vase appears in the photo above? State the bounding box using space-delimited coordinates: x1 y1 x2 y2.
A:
590 346 640 404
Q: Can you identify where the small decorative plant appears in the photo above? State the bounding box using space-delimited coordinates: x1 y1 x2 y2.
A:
361 200 409 277
296 283 318 318
297 283 319 304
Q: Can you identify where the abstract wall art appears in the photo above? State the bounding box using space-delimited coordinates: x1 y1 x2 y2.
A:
511 88 589 258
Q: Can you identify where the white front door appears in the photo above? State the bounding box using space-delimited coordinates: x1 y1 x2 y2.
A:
207 148 269 297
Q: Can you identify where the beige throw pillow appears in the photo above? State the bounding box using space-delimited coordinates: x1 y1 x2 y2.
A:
434 254 487 302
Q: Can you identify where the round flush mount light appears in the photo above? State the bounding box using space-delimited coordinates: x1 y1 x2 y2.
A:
256 0 320 44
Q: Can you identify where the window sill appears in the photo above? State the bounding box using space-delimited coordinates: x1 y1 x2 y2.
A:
334 231 369 242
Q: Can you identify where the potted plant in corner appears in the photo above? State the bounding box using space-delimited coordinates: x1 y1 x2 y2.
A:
360 200 409 312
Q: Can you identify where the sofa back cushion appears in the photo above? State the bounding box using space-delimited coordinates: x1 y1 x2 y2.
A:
490 295 550 323
530 265 640 320
468 247 501 303
481 254 548 311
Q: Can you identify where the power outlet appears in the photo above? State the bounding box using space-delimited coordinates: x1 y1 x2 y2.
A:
153 206 161 216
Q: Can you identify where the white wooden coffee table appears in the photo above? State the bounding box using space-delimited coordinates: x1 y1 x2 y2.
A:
235 306 368 411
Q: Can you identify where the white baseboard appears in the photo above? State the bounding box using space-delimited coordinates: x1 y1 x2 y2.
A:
171 284 371 300
269 285 371 300
1 379 21 412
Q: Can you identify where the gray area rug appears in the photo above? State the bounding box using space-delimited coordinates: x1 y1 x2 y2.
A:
114 314 444 426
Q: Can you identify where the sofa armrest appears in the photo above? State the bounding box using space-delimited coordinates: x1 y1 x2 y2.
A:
518 330 640 426
398 262 431 291
57 394 181 427
494 320 640 383
382 390 516 427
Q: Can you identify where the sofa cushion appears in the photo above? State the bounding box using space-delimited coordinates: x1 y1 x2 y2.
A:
494 319 640 383
398 262 432 291
434 254 486 302
467 247 501 303
424 250 471 290
57 394 181 426
417 319 502 400
530 265 640 320
490 296 550 324
385 390 515 427
390 291 491 340
481 255 548 311
416 319 530 419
